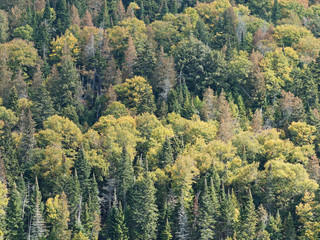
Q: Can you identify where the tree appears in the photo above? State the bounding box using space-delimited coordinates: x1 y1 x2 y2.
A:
0 10 9 43
46 192 71 240
122 36 137 80
239 190 257 240
82 10 94 27
74 147 91 190
0 181 8 238
218 93 235 142
18 108 36 173
71 5 81 26
107 193 129 240
158 136 174 169
115 146 134 205
176 195 190 240
30 178 47 240
115 76 156 114
7 86 18 112
283 212 296 240
6 183 24 240
271 0 280 25
267 211 282 240
198 178 216 240
127 173 158 240
55 0 71 35
98 0 110 29
152 47 176 101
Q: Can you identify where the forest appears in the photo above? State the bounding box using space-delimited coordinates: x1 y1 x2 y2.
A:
0 0 320 239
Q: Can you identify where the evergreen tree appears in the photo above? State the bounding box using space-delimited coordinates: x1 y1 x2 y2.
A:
98 0 110 29
283 212 296 239
160 218 172 240
55 0 71 35
194 18 210 45
74 147 91 190
7 86 18 112
127 173 158 240
67 170 82 231
176 195 190 240
30 178 47 240
6 183 24 240
198 178 216 240
271 0 280 25
267 210 282 240
122 36 137 80
152 47 176 101
239 190 257 240
158 136 174 169
18 108 36 174
134 42 156 81
107 192 128 240
115 146 134 205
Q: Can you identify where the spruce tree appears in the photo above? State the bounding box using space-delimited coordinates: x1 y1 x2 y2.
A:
74 147 91 190
239 189 257 240
107 192 129 240
30 178 47 240
158 136 174 169
267 210 282 240
198 178 216 240
160 218 172 240
283 212 296 239
122 36 137 80
127 173 158 240
6 183 24 240
7 86 18 112
55 0 71 35
271 0 280 25
115 146 134 205
176 195 190 240
18 108 36 173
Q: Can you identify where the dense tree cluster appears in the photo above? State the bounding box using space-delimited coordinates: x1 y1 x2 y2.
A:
0 0 320 239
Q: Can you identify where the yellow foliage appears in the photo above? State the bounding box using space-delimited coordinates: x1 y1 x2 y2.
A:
50 29 80 62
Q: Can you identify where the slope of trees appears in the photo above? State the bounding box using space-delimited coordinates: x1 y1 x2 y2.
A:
0 0 320 239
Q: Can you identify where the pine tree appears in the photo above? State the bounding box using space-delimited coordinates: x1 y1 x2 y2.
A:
30 178 47 240
152 47 176 101
70 4 81 26
98 0 110 29
198 178 216 240
283 212 296 239
107 193 129 240
55 0 71 35
158 136 174 169
116 146 134 205
6 183 24 240
267 210 282 240
271 0 280 25
127 173 158 240
239 189 257 240
160 218 172 240
7 86 18 112
74 147 91 190
176 195 190 240
82 10 94 27
18 108 36 174
122 36 137 80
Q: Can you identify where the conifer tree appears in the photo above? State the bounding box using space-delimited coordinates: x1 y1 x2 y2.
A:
283 212 296 239
160 218 173 240
82 10 94 27
18 108 36 174
6 183 24 240
122 36 137 80
127 173 158 240
152 47 176 101
271 0 280 25
256 205 270 240
115 0 126 23
239 189 257 239
7 86 18 112
74 148 91 190
176 195 190 240
115 146 134 205
30 178 47 240
198 178 216 240
55 0 71 35
70 5 81 26
267 210 282 240
134 42 156 81
107 192 128 240
67 170 82 231
158 136 174 169
98 0 110 29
